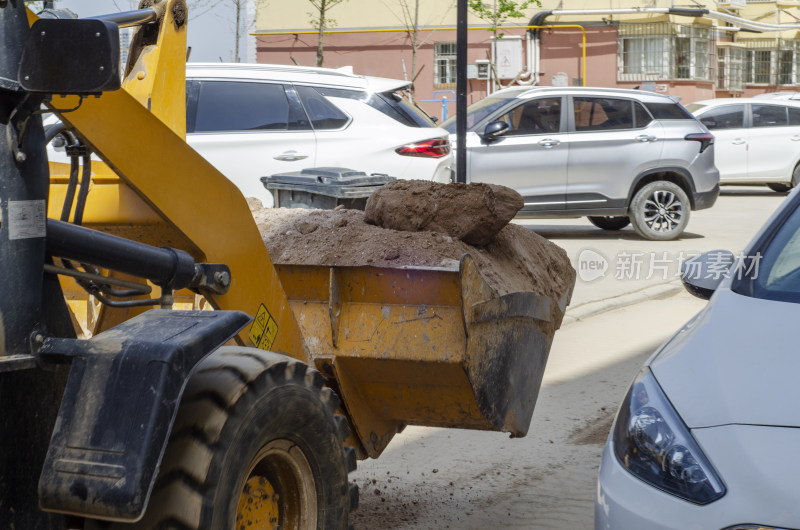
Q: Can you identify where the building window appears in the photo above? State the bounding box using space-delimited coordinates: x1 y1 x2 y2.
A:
621 36 669 78
745 48 773 84
618 23 715 82
779 49 794 85
743 41 800 86
434 42 457 86
718 46 745 92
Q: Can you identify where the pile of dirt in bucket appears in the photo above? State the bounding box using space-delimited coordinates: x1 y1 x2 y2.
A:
250 181 576 325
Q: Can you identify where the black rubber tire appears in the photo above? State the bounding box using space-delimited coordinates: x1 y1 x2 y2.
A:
769 164 800 193
629 181 690 241
768 182 792 193
587 216 631 231
92 347 357 530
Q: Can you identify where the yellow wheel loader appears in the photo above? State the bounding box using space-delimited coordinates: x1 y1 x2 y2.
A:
0 2 573 528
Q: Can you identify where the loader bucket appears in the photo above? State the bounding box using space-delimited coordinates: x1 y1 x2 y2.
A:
275 254 570 458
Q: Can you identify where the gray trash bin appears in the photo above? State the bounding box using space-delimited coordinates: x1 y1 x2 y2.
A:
261 167 395 210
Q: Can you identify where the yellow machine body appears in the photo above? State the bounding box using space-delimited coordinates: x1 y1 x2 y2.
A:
45 0 305 358
45 1 569 459
275 257 564 457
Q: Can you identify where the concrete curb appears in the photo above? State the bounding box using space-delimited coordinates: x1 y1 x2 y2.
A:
562 281 684 326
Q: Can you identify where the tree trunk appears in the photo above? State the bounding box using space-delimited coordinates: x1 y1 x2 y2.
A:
235 0 241 62
315 0 326 67
410 0 418 100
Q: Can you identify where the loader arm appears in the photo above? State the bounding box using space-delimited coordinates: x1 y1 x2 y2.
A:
41 1 306 359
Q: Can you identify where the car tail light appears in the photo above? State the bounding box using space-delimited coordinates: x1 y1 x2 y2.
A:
685 132 714 153
396 138 451 158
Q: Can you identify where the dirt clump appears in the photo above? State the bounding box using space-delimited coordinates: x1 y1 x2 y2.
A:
250 183 575 328
364 180 524 246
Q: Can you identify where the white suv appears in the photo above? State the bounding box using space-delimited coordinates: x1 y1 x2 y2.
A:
185 63 453 206
443 87 720 241
687 98 800 192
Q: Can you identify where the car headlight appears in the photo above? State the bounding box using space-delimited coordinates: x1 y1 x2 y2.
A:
613 369 726 504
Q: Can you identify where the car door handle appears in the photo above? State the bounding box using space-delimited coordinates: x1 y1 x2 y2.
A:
274 151 308 161
792 136 800 141
538 139 560 147
635 135 657 143
731 139 746 145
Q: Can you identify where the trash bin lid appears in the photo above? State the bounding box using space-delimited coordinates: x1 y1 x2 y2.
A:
265 167 394 187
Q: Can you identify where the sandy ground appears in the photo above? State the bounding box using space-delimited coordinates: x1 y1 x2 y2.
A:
349 292 707 529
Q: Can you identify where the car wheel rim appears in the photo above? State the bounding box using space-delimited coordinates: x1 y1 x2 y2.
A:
643 190 682 232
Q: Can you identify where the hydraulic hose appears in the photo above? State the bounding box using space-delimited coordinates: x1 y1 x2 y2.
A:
72 152 91 226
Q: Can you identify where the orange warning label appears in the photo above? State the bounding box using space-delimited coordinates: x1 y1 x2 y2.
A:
249 304 279 351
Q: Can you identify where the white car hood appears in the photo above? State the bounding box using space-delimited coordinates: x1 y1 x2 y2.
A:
650 287 800 429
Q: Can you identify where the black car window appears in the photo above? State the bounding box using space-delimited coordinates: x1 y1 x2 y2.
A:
644 102 693 120
734 194 800 304
314 87 435 127
633 101 653 128
573 97 633 132
295 85 350 130
186 79 199 133
496 97 561 136
194 81 296 132
377 91 437 127
752 104 789 127
789 107 800 125
696 105 744 130
442 94 517 132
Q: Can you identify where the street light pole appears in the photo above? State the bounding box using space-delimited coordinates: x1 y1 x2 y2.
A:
456 0 468 184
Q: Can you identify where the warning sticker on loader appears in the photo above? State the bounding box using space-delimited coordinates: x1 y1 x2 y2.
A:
8 200 46 240
249 304 278 351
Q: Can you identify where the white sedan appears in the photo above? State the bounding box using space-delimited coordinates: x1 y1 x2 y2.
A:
596 188 800 529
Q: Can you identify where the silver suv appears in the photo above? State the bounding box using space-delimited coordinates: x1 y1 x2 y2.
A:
443 87 719 241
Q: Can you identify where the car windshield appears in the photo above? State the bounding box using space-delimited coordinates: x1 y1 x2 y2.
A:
683 103 706 113
733 194 800 303
441 94 517 133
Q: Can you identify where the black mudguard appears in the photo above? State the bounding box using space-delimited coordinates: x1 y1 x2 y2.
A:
36 309 250 522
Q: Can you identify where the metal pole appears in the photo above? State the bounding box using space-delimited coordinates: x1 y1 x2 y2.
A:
456 0 468 184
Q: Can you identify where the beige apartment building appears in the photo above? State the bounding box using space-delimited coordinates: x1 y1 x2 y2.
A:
255 1 800 119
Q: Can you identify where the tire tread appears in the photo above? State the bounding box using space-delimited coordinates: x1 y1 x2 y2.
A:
106 348 356 529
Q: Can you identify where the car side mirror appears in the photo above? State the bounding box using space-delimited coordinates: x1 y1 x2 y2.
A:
680 250 735 300
482 120 509 141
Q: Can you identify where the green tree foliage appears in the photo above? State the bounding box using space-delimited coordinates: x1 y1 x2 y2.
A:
468 0 540 38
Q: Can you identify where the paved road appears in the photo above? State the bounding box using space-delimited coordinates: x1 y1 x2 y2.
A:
351 293 707 529
517 186 787 308
350 186 787 528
